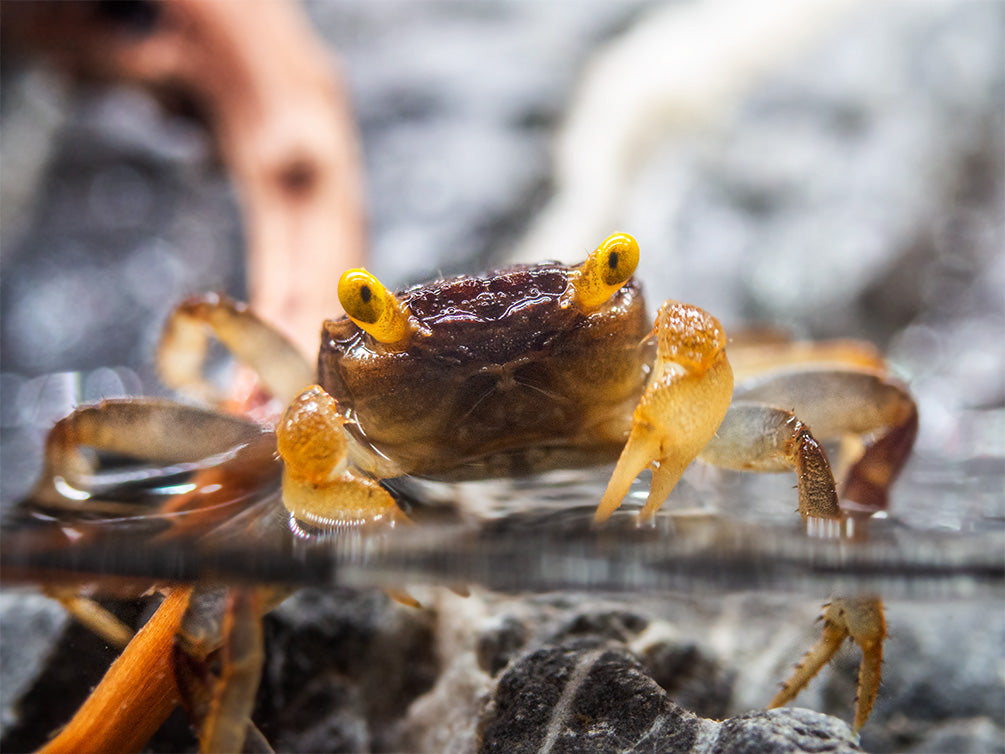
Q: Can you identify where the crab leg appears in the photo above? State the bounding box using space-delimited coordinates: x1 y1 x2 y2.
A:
595 301 734 524
32 399 277 655
721 369 911 728
158 292 315 406
769 595 886 731
43 587 134 649
699 401 840 521
728 338 885 382
734 368 918 512
36 398 266 508
174 587 266 754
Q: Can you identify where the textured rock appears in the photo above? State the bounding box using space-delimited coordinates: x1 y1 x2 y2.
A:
0 593 67 733
257 588 439 753
858 601 1005 753
640 636 735 720
403 591 863 754
479 643 710 754
712 708 862 754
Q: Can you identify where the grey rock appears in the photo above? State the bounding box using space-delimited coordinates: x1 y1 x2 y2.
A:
0 593 66 735
712 708 862 754
902 717 1005 754
552 608 651 644
642 638 735 720
406 592 862 754
857 601 1005 753
479 643 710 754
259 588 438 753
266 673 371 754
632 1 1004 344
476 613 531 676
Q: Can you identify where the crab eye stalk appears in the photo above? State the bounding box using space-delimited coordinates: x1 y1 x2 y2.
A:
566 232 640 311
338 268 412 344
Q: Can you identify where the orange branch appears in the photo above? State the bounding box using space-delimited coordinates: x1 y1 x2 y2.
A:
38 587 193 754
8 0 367 356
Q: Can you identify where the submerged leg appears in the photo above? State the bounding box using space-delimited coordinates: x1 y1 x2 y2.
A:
769 595 886 731
174 587 266 754
595 301 734 525
734 368 918 513
44 587 134 649
158 292 315 406
38 587 194 754
699 401 840 521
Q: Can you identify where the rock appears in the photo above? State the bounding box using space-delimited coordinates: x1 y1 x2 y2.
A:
264 673 370 754
640 637 735 720
858 600 1005 753
902 717 1005 754
0 593 67 735
404 653 493 754
479 643 713 754
256 588 439 753
406 591 862 754
713 708 863 754
476 613 531 676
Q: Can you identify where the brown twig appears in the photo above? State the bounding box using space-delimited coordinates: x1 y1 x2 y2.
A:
8 0 366 356
38 587 193 754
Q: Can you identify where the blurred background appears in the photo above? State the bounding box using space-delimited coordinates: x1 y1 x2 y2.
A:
1 2 1003 752
2 1 1003 504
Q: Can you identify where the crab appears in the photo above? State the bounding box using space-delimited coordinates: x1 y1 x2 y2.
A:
24 233 917 749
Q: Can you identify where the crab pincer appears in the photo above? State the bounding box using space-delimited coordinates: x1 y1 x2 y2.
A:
277 386 408 531
593 301 734 525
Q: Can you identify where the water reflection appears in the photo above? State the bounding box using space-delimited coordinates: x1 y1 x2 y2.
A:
3 454 1002 603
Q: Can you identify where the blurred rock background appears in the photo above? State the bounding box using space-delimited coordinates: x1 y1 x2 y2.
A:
1 1 1002 752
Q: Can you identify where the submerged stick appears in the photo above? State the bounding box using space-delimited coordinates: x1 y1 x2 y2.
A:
39 588 193 754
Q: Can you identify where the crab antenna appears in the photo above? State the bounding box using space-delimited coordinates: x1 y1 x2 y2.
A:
565 232 640 311
338 268 412 344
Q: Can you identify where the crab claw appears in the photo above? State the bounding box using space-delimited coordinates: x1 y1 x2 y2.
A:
594 302 734 525
769 595 886 731
277 386 408 529
278 386 419 606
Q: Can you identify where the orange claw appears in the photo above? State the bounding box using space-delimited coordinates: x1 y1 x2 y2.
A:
594 302 733 524
277 385 408 530
277 385 350 485
278 385 417 607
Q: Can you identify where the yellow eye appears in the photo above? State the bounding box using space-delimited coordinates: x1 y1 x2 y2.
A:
337 268 412 344
566 232 640 311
